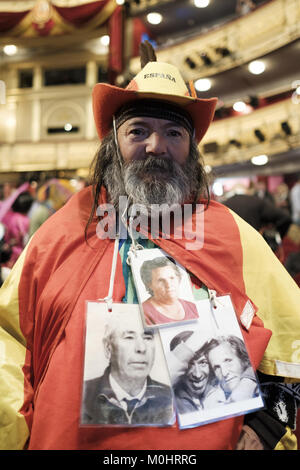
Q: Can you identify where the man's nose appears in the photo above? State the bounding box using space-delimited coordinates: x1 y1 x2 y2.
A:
192 363 202 378
145 132 167 155
135 337 146 353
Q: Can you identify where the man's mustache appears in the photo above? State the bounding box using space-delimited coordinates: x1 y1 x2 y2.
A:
124 156 177 174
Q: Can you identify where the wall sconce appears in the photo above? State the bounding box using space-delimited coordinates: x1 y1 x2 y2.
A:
254 129 265 142
199 52 212 66
185 57 196 69
249 96 259 108
215 47 231 57
229 139 242 148
281 121 292 136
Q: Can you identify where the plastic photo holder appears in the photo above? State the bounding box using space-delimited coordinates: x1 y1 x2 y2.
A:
159 295 265 429
128 247 199 329
80 301 175 427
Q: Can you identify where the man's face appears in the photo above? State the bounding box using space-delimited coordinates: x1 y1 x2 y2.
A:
185 354 210 397
104 115 201 210
149 265 180 303
208 343 244 394
117 117 190 167
108 321 155 387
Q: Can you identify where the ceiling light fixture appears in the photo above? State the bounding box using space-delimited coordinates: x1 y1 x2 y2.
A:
194 0 210 8
248 60 265 75
100 35 110 46
64 123 72 132
3 45 18 56
147 13 163 25
194 78 211 92
233 101 247 112
251 154 268 166
212 182 224 197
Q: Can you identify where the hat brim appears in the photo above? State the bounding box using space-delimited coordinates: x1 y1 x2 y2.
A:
92 83 218 143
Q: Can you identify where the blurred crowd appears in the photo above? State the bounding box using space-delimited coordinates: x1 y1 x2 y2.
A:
1 174 300 288
0 177 87 285
218 176 300 287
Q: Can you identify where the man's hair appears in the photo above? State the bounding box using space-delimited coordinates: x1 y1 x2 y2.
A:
140 256 181 295
205 335 251 372
85 126 210 240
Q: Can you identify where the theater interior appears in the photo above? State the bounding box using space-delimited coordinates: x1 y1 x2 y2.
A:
0 0 300 449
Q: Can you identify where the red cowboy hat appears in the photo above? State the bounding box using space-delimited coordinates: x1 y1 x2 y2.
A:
93 61 217 143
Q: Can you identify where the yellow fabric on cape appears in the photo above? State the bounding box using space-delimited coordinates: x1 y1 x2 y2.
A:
0 246 29 450
231 210 300 381
274 427 297 450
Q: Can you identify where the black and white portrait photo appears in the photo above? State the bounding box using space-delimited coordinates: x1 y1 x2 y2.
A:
159 296 264 429
129 247 198 328
80 302 175 427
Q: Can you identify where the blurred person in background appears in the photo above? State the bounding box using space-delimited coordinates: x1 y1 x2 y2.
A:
236 0 255 16
1 182 18 201
255 179 275 205
0 222 12 286
224 182 291 252
1 190 33 269
273 182 291 215
290 177 300 226
28 178 77 237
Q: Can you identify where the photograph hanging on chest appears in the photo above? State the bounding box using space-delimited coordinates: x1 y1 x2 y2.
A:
159 295 265 429
80 302 175 427
128 247 199 329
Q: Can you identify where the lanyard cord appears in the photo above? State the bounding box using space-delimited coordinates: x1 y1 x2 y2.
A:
98 235 119 311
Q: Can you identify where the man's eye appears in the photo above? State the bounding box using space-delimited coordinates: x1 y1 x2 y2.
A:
199 360 208 366
143 334 154 341
129 128 146 136
168 129 182 137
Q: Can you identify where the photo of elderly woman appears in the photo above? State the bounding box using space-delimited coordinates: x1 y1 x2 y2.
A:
140 256 198 327
205 335 259 403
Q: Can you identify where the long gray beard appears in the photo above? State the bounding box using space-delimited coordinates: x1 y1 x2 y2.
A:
103 155 199 211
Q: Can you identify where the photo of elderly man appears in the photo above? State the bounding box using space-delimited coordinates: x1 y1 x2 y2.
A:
140 256 198 327
81 307 174 426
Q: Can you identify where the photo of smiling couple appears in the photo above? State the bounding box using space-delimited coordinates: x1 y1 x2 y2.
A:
159 295 264 429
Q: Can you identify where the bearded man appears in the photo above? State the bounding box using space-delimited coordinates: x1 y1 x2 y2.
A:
0 42 300 451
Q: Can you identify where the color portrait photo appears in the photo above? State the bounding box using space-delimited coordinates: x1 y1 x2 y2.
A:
129 247 199 329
